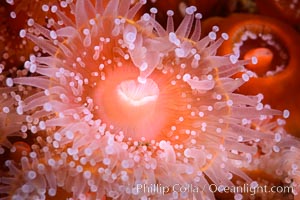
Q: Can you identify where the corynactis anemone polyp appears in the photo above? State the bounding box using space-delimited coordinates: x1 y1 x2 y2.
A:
0 0 299 199
202 14 300 137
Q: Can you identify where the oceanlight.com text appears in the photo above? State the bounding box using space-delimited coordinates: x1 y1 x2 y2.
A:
134 183 294 196
208 183 294 196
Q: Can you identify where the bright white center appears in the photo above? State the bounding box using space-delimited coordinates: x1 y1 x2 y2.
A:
116 78 159 107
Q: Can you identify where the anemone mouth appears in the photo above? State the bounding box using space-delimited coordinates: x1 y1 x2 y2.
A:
92 66 171 141
116 78 159 107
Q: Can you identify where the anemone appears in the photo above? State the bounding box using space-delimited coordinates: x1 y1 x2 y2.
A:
0 0 298 199
202 13 300 136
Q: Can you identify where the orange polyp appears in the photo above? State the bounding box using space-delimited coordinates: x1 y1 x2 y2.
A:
243 47 274 76
202 14 300 136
